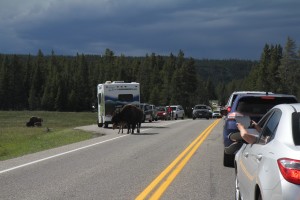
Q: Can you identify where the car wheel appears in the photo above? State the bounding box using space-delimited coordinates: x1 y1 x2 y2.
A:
235 174 242 200
149 116 153 122
181 114 184 119
104 122 108 128
175 114 178 120
223 151 235 168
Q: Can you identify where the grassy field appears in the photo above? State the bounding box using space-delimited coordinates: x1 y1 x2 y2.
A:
0 111 99 161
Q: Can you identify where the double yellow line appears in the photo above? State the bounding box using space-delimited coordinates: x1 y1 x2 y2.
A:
135 119 221 200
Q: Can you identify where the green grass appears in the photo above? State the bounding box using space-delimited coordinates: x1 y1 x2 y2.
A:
0 111 100 161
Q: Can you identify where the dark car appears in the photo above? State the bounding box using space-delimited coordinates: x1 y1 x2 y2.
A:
192 104 212 119
222 93 298 168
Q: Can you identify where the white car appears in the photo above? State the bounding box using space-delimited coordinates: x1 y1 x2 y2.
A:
169 105 185 120
235 103 300 200
212 110 221 118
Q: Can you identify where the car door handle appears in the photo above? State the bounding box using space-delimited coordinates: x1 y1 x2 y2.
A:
256 154 263 161
244 152 249 158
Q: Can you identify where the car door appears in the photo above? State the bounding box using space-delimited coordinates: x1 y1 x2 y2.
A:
238 109 281 199
178 106 183 117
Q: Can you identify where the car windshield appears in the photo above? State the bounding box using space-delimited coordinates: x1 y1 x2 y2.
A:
157 107 165 111
236 96 297 115
195 106 207 109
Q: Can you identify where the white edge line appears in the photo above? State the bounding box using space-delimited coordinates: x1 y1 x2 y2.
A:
0 135 127 174
0 120 183 175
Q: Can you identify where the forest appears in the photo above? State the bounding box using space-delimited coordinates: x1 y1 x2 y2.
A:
0 37 299 113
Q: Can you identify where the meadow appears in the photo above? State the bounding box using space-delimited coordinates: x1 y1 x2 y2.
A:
0 111 99 161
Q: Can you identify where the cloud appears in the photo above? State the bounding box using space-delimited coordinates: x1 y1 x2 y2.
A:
0 0 300 59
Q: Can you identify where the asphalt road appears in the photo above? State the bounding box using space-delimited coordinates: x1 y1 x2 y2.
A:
0 118 235 200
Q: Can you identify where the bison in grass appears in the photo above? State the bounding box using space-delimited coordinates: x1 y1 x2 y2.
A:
26 116 43 127
111 104 143 134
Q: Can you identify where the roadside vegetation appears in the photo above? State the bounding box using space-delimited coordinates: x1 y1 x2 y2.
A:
0 111 98 161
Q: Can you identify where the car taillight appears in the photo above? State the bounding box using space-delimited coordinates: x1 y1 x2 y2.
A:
278 158 300 185
227 107 231 112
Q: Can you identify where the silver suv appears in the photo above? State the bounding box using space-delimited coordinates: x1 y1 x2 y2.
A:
169 105 185 120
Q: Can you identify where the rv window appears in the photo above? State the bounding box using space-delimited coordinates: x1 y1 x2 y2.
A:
118 94 133 102
98 94 102 104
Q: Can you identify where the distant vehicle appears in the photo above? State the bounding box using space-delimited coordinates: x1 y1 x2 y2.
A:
212 110 222 118
222 92 298 167
169 105 185 120
156 106 170 120
235 103 300 200
192 104 212 119
140 103 153 122
149 104 158 121
97 81 140 128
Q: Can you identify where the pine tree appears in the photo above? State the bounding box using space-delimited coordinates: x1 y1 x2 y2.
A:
11 55 27 109
279 37 298 94
160 53 176 105
0 56 10 109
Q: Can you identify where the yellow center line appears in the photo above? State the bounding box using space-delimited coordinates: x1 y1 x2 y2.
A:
135 119 221 200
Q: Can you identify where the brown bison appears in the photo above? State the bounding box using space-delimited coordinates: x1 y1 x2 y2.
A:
26 116 43 127
111 104 143 134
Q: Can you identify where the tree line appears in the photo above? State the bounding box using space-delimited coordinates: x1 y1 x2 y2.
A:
0 37 299 112
222 37 300 98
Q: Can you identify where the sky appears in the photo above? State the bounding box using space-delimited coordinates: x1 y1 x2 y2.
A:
1 0 300 60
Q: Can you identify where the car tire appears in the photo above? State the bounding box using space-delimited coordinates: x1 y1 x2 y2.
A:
149 116 153 122
104 122 108 128
223 151 235 168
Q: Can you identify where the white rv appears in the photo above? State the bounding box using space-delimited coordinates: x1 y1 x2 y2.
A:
97 81 140 128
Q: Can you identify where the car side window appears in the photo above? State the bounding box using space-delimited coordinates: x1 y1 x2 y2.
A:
258 109 281 144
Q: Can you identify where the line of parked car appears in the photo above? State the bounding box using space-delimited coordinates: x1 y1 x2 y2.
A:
140 104 186 122
140 103 222 122
221 91 300 200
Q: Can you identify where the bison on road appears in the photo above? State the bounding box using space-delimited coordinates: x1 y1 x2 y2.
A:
111 104 143 134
